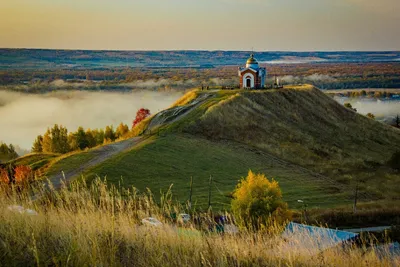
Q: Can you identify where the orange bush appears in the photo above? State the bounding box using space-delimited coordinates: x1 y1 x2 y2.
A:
13 166 33 183
0 168 9 184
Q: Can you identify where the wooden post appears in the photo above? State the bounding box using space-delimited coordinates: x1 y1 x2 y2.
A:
208 175 212 210
353 182 358 213
188 176 193 210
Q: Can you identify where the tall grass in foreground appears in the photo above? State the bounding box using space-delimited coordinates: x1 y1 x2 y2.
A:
0 179 397 267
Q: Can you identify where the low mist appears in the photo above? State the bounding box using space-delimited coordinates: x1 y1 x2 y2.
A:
334 96 400 118
0 90 183 151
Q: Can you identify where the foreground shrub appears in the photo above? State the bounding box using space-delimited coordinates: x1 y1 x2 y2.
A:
231 170 291 229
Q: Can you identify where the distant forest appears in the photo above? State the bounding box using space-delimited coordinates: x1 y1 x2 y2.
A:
1 49 400 90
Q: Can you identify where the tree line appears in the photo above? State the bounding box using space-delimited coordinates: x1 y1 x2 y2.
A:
31 123 130 154
31 108 150 154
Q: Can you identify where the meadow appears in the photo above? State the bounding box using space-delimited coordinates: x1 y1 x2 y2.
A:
0 179 398 267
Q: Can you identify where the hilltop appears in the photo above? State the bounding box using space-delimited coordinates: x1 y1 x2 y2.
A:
17 85 400 210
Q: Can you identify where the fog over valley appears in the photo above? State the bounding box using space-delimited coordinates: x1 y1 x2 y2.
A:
0 90 183 151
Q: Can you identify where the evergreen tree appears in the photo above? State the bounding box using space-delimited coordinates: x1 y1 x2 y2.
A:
8 144 18 159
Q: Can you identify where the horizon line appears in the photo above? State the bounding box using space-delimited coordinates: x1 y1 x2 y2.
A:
1 47 400 53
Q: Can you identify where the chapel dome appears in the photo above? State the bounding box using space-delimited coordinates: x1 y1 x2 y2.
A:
246 54 258 65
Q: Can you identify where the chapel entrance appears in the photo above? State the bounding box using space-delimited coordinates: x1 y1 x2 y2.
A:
246 78 251 88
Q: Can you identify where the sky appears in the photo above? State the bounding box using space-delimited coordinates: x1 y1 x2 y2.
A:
0 0 399 51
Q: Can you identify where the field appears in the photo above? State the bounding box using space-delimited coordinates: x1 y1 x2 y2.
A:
0 179 398 267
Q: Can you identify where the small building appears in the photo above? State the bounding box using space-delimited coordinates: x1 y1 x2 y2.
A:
238 54 267 89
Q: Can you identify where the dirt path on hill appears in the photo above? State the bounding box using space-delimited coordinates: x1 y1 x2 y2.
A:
44 137 143 190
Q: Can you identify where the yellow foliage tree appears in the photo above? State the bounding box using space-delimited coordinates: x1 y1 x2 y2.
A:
231 170 291 229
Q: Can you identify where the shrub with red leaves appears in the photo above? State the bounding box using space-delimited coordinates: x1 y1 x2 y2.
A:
133 108 150 128
0 168 9 184
14 165 33 183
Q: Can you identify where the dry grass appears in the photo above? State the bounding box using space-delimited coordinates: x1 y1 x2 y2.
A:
170 89 199 107
0 180 398 266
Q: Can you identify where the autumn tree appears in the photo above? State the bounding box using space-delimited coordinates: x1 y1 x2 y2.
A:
116 123 129 139
42 129 53 153
231 171 291 229
32 135 43 153
41 125 70 153
67 132 78 151
104 126 116 142
133 108 151 128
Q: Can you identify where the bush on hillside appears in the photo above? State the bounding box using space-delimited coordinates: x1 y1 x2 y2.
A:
231 170 291 229
344 102 357 112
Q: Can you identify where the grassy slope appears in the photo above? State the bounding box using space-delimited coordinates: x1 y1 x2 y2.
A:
184 86 400 199
45 151 96 177
6 153 58 170
85 134 349 210
40 85 400 210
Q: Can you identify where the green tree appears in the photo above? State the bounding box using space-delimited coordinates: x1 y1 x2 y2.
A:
85 129 97 148
93 129 105 145
68 132 78 151
74 127 89 150
231 171 291 229
104 126 116 142
32 135 43 153
42 125 70 153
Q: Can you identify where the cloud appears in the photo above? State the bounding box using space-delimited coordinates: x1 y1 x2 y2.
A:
0 90 183 150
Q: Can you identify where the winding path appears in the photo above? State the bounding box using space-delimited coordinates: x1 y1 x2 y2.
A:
45 137 144 189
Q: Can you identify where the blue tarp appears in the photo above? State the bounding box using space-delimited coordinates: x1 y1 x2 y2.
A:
282 222 358 254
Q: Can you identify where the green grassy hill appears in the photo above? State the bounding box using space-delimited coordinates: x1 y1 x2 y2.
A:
33 85 400 210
